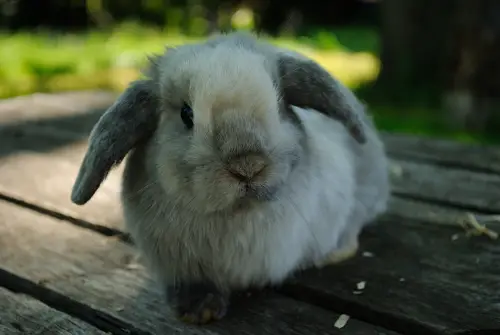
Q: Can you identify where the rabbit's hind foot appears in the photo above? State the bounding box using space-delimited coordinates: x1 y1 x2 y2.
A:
166 281 229 325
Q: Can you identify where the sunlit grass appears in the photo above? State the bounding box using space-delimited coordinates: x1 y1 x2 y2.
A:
0 22 496 144
0 23 380 99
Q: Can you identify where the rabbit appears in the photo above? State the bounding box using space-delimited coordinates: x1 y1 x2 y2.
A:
70 31 390 325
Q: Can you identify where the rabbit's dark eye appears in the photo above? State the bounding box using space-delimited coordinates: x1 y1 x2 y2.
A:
180 102 194 129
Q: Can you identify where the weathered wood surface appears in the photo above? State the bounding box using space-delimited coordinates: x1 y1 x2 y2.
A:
383 132 500 175
1 91 499 335
2 92 500 226
390 158 500 213
0 287 106 335
3 92 500 172
2 123 500 232
0 91 116 125
0 132 125 233
0 200 398 335
281 216 500 334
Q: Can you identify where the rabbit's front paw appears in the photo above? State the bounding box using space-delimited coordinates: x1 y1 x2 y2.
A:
316 238 359 268
168 282 229 324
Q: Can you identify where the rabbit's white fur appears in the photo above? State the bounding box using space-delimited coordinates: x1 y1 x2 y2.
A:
122 106 369 290
120 35 390 294
71 32 390 320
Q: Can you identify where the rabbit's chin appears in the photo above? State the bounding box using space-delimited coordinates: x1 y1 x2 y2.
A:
159 161 291 215
189 175 285 214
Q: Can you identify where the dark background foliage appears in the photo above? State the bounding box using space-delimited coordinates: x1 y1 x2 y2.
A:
2 0 500 144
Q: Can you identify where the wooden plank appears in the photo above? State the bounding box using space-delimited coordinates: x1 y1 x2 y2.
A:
383 132 500 175
279 216 500 335
2 125 499 236
390 158 500 213
2 91 500 216
1 91 498 334
0 287 106 335
387 197 480 226
3 91 499 175
388 196 500 233
0 128 124 232
0 200 399 335
0 91 115 126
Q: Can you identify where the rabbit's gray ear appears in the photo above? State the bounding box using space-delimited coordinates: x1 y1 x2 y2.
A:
71 79 159 205
277 53 367 144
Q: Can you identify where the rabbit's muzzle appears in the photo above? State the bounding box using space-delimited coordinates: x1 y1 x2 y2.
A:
223 152 278 202
225 153 268 182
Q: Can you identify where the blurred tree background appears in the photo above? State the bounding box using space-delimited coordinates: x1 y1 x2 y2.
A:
1 0 499 143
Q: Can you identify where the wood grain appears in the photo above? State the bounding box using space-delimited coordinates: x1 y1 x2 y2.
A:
390 158 500 213
280 217 500 335
383 132 500 174
1 91 498 335
0 287 106 335
3 91 499 174
2 91 499 221
2 120 500 238
0 128 124 232
0 91 115 126
0 200 399 335
3 91 499 173
386 197 484 226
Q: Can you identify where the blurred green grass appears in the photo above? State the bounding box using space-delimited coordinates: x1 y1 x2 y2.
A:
0 22 497 145
0 23 379 96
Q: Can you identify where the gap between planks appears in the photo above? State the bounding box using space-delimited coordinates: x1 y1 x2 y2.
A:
2 127 500 234
277 215 500 334
0 271 145 335
0 194 494 334
1 188 493 251
2 92 500 333
0 286 107 335
382 132 500 175
2 95 500 229
0 199 399 335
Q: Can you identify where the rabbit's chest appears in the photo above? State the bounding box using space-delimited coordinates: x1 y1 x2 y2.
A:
126 176 354 290
197 185 353 287
218 210 313 286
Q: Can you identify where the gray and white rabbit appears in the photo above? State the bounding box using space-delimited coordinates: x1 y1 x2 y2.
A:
70 32 390 324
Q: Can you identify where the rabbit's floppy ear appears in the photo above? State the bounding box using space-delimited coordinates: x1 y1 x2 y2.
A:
277 53 367 144
71 79 159 205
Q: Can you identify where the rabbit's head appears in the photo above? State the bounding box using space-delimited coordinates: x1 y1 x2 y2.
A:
71 32 367 213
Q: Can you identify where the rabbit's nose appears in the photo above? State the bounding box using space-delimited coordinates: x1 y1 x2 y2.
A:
226 154 267 182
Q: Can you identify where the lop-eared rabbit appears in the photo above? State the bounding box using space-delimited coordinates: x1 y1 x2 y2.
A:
71 31 390 324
